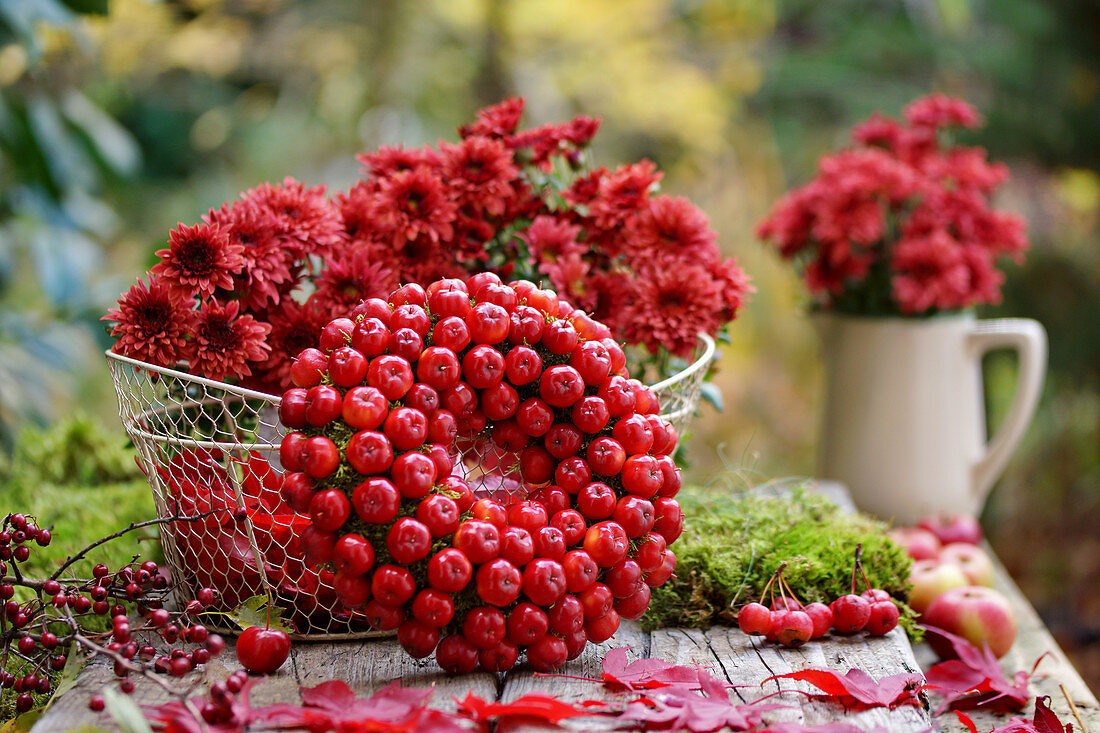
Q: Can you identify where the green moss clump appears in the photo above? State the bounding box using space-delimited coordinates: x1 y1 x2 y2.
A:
0 417 158 580
644 488 919 637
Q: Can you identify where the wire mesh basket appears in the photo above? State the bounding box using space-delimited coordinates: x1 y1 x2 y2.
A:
106 332 715 640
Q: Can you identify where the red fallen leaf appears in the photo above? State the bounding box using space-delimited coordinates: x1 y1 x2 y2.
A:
455 692 588 727
537 646 724 692
922 625 1042 713
147 678 463 733
762 667 925 710
953 695 1073 733
601 646 723 690
956 710 981 733
612 668 785 732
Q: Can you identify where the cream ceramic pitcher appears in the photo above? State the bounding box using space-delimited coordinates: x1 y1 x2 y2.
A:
814 313 1047 524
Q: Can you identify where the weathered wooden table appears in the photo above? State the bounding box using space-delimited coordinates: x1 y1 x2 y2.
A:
33 483 1100 732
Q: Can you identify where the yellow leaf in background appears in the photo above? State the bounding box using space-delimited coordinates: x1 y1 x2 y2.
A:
1055 168 1100 215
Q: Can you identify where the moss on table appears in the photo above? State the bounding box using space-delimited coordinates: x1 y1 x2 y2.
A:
644 487 917 634
0 416 159 580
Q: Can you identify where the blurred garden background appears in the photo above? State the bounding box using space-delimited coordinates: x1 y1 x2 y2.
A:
1 0 1097 690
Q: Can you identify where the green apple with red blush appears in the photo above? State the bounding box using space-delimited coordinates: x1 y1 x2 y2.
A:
923 585 1017 659
908 559 968 615
939 542 995 587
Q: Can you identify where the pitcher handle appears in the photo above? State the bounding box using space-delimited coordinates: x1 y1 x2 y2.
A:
968 318 1047 502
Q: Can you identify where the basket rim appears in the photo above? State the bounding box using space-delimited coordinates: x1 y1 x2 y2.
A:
105 331 716 398
648 332 716 392
106 349 283 405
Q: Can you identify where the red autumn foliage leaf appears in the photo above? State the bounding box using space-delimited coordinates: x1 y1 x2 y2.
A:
954 696 1073 733
146 678 465 733
612 667 785 732
922 625 1042 713
455 692 588 727
762 667 925 711
600 646 723 691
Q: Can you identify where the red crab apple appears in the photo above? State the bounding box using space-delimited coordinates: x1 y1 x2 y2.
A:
939 543 995 587
923 585 1017 659
236 626 291 674
918 513 983 546
908 559 969 615
887 527 942 561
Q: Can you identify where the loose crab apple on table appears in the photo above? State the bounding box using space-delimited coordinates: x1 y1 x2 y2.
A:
276 274 684 673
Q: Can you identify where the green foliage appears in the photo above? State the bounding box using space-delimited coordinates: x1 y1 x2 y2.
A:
644 488 917 636
0 417 157 579
0 0 140 452
227 595 294 634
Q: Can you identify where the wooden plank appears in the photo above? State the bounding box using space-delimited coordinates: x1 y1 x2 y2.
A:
497 620 650 732
32 632 305 732
291 634 498 713
647 624 934 731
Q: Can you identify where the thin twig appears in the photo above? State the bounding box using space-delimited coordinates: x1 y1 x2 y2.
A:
50 510 221 580
1060 683 1087 733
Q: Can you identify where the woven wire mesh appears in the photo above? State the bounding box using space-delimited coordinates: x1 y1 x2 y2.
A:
106 332 714 639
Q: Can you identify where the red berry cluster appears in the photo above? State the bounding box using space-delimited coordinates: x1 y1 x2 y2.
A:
278 274 684 673
737 549 900 648
0 513 227 716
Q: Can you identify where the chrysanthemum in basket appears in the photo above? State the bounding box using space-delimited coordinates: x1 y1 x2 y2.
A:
104 98 751 394
756 93 1028 315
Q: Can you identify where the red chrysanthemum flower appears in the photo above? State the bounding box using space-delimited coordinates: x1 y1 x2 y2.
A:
904 93 982 130
625 195 718 259
585 269 638 337
890 231 972 313
334 180 382 244
564 116 601 146
851 112 902 149
103 277 194 367
187 300 271 382
358 145 442 178
310 247 398 318
563 167 609 209
252 298 329 392
621 256 724 358
151 222 243 299
205 197 305 311
440 136 520 216
804 242 874 296
241 177 345 260
459 97 526 139
587 160 663 231
451 214 497 264
539 252 593 311
371 166 458 248
711 257 753 323
520 215 585 262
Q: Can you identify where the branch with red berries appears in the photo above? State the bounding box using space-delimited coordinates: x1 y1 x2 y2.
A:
0 511 228 717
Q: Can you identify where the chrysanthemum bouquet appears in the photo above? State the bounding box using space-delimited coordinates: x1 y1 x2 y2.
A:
756 94 1028 316
106 98 750 394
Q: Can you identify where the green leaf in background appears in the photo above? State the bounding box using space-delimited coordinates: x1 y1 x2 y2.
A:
102 688 153 733
700 382 725 412
46 648 88 708
228 595 293 634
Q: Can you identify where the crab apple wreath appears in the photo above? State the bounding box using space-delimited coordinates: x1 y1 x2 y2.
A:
278 273 684 673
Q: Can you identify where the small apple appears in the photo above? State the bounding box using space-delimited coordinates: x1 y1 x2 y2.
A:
918 513 983 546
923 585 1017 659
236 626 291 674
908 559 969 615
939 542 995 587
887 527 942 561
